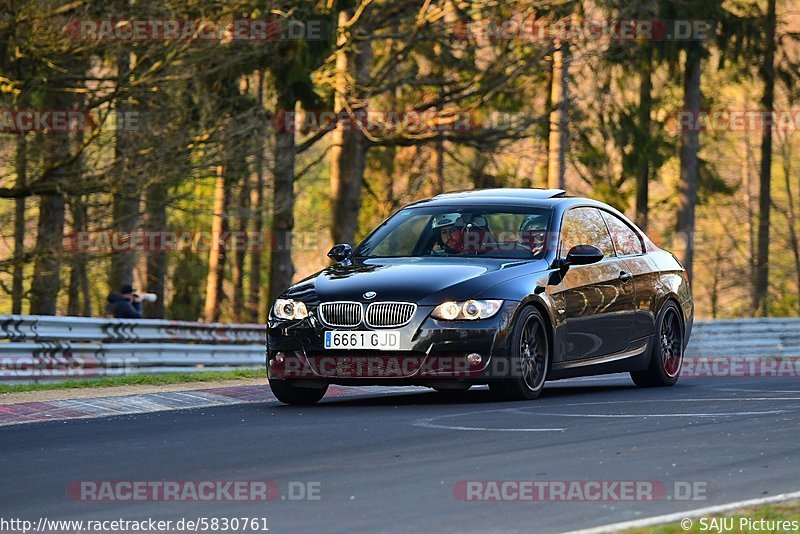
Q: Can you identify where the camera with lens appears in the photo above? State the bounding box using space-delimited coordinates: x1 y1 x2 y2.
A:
136 292 158 303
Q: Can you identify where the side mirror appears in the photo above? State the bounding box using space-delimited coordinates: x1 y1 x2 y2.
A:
563 244 604 267
327 243 353 263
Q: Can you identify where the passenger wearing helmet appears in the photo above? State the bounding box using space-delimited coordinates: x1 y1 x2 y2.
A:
518 213 548 255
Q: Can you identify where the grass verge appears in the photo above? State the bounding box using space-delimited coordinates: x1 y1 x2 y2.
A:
0 369 265 394
626 501 800 533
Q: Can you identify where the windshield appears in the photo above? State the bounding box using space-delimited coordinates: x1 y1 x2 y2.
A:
354 205 552 259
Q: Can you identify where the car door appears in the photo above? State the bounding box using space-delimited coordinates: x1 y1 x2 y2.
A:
599 210 655 342
553 207 636 361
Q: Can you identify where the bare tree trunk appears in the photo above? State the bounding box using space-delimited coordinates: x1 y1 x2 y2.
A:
144 180 167 318
754 0 776 317
329 8 352 245
379 85 398 212
12 130 26 314
203 165 228 323
547 41 570 190
268 127 297 307
744 131 756 295
30 180 68 314
30 80 73 315
710 250 722 319
677 47 702 284
635 51 652 231
68 87 91 317
67 196 90 316
780 139 800 313
534 61 554 189
330 7 372 245
430 138 445 195
142 79 175 320
109 51 140 294
247 71 266 323
232 167 250 322
431 44 445 196
470 150 492 188
378 146 397 218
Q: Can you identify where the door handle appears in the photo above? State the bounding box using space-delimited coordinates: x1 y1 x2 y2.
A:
619 271 632 282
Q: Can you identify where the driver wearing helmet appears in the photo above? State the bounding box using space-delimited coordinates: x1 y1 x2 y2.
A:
432 214 466 254
432 213 496 254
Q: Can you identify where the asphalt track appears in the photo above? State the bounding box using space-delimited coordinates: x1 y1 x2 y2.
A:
2 375 800 533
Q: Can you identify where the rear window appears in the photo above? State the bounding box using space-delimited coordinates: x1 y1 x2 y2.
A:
601 212 644 256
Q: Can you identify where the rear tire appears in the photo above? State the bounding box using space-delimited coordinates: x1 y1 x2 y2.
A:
269 378 328 405
490 306 549 400
631 301 684 387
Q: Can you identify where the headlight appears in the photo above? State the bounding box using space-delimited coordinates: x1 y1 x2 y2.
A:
431 299 503 320
273 299 309 320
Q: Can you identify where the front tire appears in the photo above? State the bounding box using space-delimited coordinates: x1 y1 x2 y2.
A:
489 306 549 400
269 378 328 405
631 301 685 387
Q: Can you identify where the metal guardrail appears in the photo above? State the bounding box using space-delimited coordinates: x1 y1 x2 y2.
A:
0 315 265 343
685 318 800 358
1 314 798 382
0 315 266 381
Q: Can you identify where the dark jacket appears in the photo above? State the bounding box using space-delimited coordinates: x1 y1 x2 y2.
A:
106 292 142 319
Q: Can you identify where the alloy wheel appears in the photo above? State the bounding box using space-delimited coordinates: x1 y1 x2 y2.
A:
519 315 547 391
661 308 683 378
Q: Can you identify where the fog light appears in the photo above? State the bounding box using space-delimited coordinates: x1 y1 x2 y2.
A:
466 353 483 367
272 352 285 365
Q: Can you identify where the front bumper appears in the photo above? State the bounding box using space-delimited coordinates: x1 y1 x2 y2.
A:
267 301 519 386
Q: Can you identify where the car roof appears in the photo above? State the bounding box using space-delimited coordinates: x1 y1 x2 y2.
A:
408 188 639 224
431 188 565 202
411 188 585 208
409 188 651 240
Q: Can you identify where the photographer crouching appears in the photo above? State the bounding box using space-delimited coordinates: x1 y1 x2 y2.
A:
106 284 157 319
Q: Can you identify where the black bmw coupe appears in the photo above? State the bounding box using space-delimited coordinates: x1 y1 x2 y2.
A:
267 189 693 404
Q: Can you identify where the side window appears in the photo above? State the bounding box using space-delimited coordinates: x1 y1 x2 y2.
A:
601 212 643 256
560 207 615 259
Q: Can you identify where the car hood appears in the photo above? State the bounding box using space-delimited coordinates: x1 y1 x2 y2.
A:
286 257 548 305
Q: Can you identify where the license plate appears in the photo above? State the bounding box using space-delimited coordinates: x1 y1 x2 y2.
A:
324 331 401 350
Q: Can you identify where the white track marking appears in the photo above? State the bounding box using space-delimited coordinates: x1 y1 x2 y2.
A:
563 490 800 534
413 408 564 432
412 398 794 432
711 387 800 394
414 422 565 432
556 397 800 407
553 375 631 383
529 410 787 418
